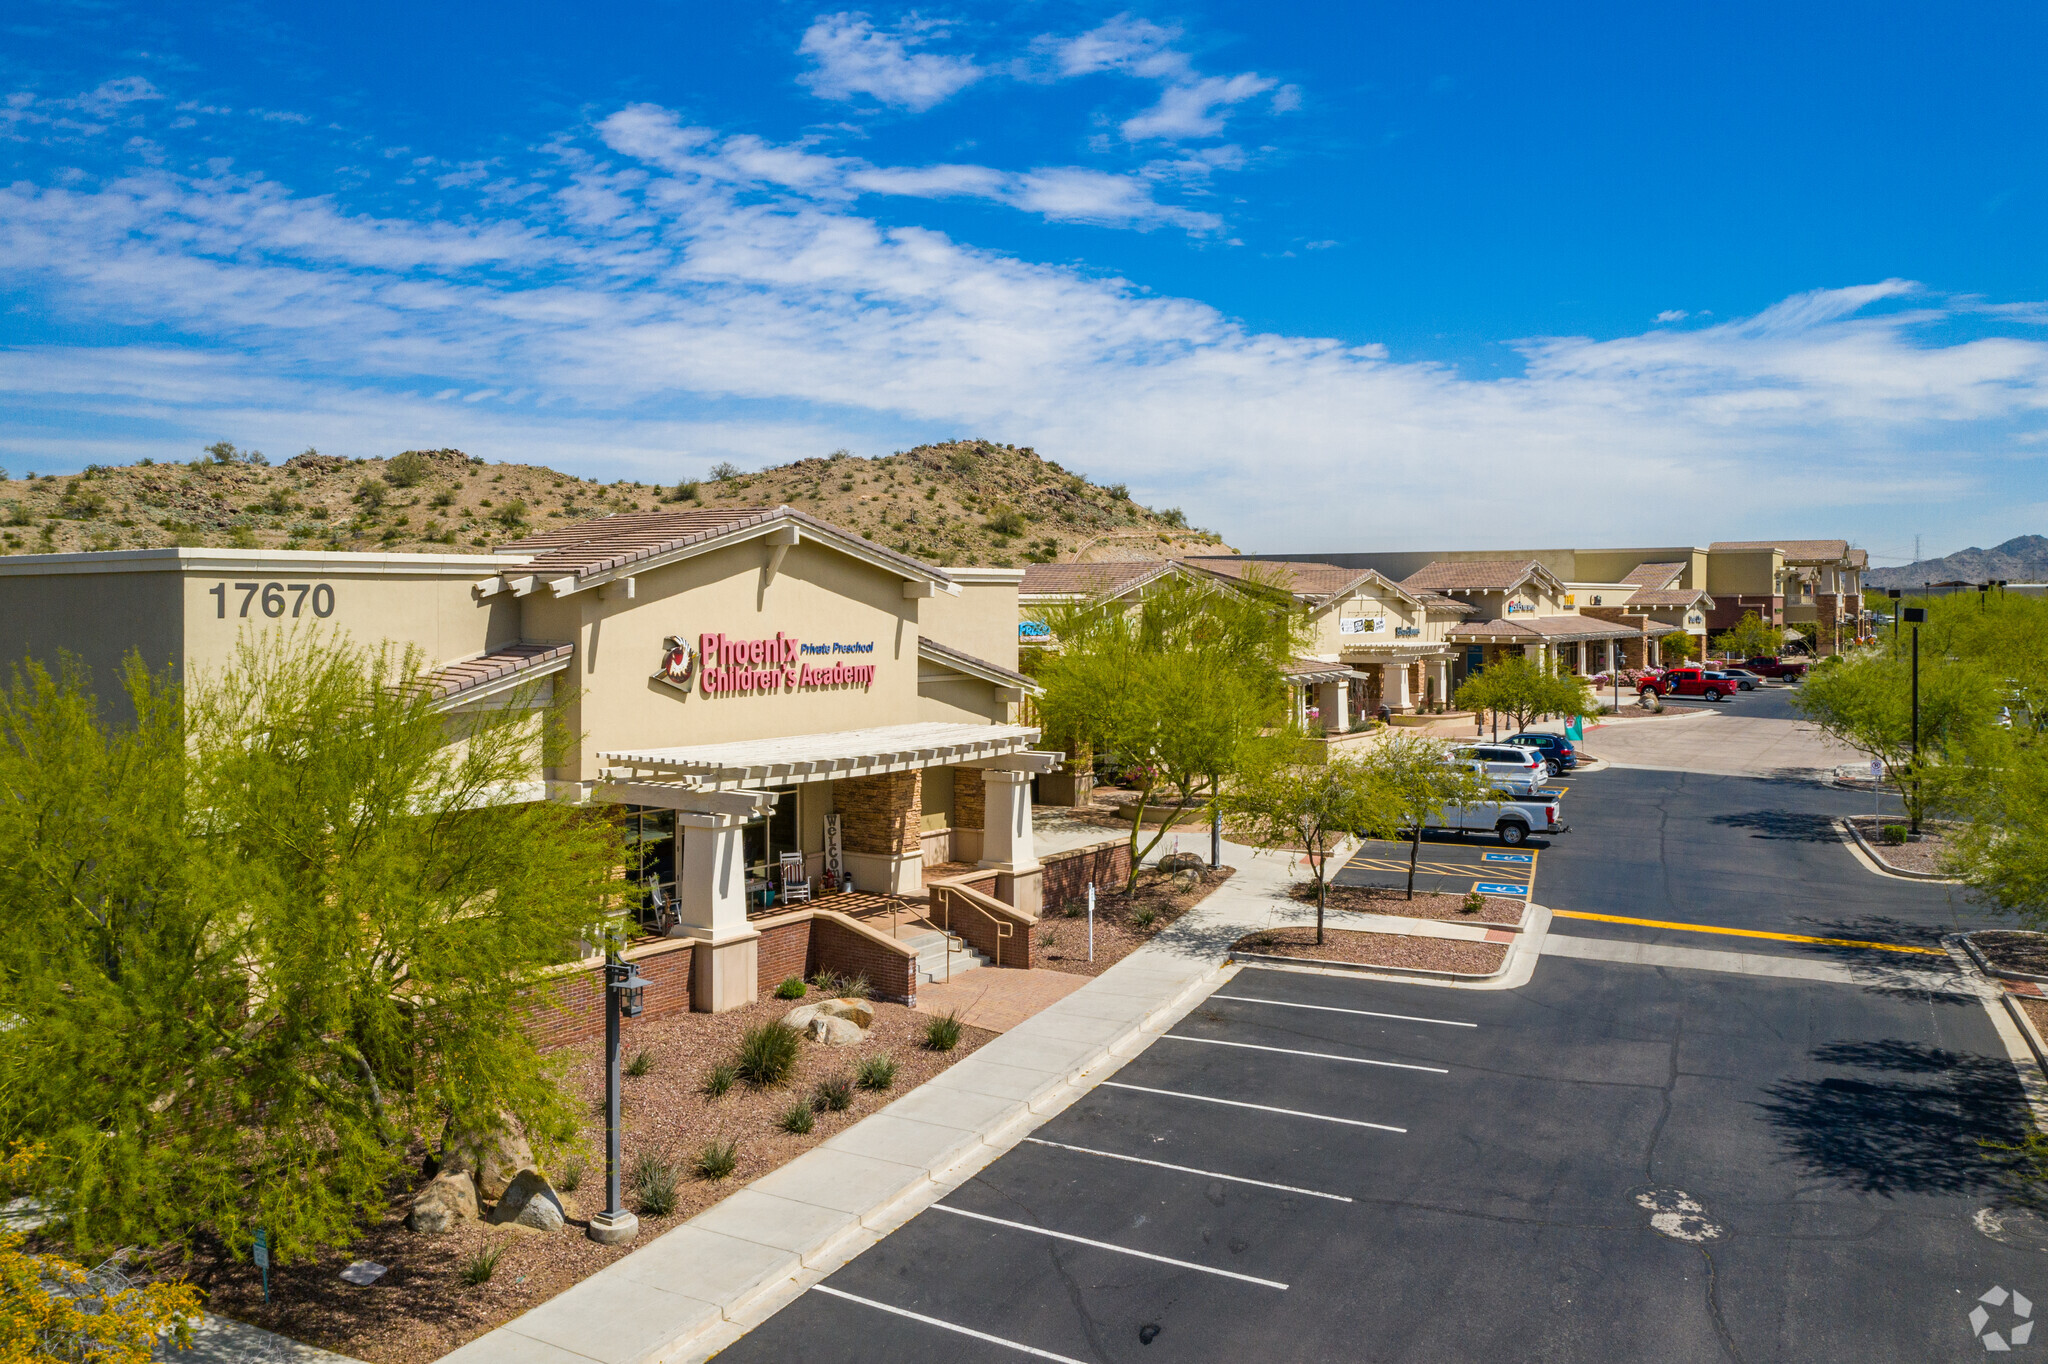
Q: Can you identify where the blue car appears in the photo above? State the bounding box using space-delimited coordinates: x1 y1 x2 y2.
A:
1505 732 1577 774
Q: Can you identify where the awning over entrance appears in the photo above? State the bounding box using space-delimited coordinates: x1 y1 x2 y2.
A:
599 720 1049 791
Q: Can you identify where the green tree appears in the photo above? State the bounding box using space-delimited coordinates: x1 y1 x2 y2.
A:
1359 734 1496 900
1453 654 1597 736
1660 631 1698 664
1713 610 1785 659
1221 745 1383 944
0 635 623 1261
1035 572 1307 890
1794 646 1994 831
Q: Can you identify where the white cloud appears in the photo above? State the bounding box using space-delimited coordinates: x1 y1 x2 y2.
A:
798 12 983 112
1122 72 1277 141
1655 309 1688 323
5 103 2047 554
1047 15 1283 144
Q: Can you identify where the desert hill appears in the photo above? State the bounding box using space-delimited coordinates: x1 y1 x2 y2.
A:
1863 535 2048 589
0 440 1231 565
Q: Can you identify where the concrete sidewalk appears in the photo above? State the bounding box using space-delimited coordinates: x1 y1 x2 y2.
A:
438 837 1313 1364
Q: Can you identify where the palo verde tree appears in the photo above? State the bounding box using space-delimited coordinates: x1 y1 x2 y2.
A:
1794 645 1995 832
1221 743 1380 945
0 633 625 1262
1358 734 1496 901
1713 610 1786 660
1453 653 1597 737
1034 570 1307 890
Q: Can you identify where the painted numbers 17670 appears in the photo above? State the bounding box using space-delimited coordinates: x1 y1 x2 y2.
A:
208 581 336 619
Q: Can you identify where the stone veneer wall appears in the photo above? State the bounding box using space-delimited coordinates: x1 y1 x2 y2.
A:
835 770 922 856
952 766 986 832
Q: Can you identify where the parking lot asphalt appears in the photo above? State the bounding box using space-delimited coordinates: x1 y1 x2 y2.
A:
715 960 2038 1363
1530 766 2000 960
1334 834 1543 902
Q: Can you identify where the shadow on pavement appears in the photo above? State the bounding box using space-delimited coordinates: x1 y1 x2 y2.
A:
1759 1040 2027 1196
1708 809 1844 842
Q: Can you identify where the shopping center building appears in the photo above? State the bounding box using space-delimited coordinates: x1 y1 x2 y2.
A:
0 506 1062 1013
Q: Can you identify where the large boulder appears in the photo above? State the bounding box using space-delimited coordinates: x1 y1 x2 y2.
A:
1158 853 1206 874
437 1113 534 1202
488 1168 566 1234
407 1171 478 1235
781 1004 822 1031
807 1015 865 1046
814 998 875 1029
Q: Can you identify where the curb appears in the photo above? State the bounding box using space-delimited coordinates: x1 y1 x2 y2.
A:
1225 949 1508 983
1961 932 2048 986
2005 990 2048 1077
1945 935 2048 1128
1223 902 1552 991
1587 706 1722 729
1837 816 1958 882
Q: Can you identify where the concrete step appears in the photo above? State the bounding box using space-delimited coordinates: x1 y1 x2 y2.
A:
908 932 991 983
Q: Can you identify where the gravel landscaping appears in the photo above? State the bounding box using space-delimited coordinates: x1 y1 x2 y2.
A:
1293 880 1524 926
1974 931 2048 978
1035 866 1236 977
1849 815 1957 875
1231 925 1508 974
2019 996 2048 1041
144 991 991 1364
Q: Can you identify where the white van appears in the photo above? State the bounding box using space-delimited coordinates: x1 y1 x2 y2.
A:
1451 743 1547 794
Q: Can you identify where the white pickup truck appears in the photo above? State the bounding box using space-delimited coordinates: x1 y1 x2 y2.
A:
1418 793 1566 846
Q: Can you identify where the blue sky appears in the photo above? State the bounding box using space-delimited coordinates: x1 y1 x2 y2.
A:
6 1 2048 561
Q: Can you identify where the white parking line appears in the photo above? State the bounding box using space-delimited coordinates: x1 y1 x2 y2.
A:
1161 1033 1449 1073
1102 1081 1406 1132
1213 994 1477 1028
1021 1137 1354 1202
811 1284 1091 1363
932 1204 1289 1289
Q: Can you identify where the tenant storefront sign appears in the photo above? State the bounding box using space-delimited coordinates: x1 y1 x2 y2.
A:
1339 615 1384 634
690 631 877 696
1505 600 1536 615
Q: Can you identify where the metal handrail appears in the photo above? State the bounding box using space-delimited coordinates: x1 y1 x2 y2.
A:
933 882 1016 968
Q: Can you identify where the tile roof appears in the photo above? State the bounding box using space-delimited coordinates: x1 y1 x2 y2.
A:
1445 615 1645 642
1624 588 1711 608
1178 556 1378 600
1708 539 1853 561
1411 592 1477 613
496 506 954 586
416 641 574 703
1017 560 1175 598
1399 559 1554 593
916 636 1037 691
1621 562 1687 589
1282 656 1369 681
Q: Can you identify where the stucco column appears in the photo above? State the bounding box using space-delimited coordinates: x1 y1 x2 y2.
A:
1433 657 1452 710
676 811 760 1012
979 769 1042 917
1380 661 1412 711
1316 678 1348 733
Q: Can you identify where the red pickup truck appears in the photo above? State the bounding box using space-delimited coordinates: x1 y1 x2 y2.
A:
1736 655 1807 680
1638 667 1732 701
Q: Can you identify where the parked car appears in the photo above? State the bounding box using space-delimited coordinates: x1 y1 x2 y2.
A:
1738 655 1807 680
1504 732 1577 774
1715 668 1763 691
1702 669 1750 693
1638 667 1732 702
1451 743 1547 793
1417 792 1566 846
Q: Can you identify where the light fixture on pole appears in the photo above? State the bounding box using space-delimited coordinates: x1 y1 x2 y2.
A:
588 955 652 1246
1888 588 1901 654
1902 606 1926 836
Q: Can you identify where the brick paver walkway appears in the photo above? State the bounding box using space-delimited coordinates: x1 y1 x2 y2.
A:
912 967 1090 1032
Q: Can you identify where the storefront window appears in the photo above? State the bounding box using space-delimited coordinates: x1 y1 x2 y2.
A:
615 807 676 931
741 787 800 908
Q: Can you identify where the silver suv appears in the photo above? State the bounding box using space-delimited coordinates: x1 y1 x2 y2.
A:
1451 743 1547 794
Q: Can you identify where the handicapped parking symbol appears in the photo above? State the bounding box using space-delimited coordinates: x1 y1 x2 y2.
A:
1473 882 1529 896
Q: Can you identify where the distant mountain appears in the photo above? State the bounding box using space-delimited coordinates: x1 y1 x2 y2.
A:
0 439 1232 565
1864 535 2048 589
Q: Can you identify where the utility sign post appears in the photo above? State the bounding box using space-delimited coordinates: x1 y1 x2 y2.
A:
1871 758 1883 820
252 1227 270 1303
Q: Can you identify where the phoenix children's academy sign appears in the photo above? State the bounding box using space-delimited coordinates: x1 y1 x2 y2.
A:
655 631 878 697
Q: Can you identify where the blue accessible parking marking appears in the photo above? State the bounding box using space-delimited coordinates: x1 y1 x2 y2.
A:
1481 852 1533 864
1537 787 1568 797
1473 882 1529 896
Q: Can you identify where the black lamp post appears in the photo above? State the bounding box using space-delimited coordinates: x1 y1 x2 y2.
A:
588 955 652 1246
1902 606 1926 835
1888 588 1901 654
1981 582 1990 610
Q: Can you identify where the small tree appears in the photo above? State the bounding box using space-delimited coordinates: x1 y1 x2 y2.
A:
1222 747 1383 943
1454 654 1597 736
1037 572 1307 890
1794 647 1994 832
1714 611 1785 660
1356 734 1496 900
0 636 624 1261
1661 631 1698 664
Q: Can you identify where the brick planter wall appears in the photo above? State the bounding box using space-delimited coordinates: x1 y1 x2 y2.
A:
1041 839 1131 912
757 918 812 992
836 770 922 855
522 939 695 1050
931 881 1034 969
811 915 918 1003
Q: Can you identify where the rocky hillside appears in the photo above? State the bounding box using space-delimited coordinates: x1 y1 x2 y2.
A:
1863 534 2048 589
0 439 1230 566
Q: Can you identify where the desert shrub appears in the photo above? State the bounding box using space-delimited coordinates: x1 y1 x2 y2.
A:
384 450 430 486
625 1048 653 1077
856 1055 897 1091
693 1138 739 1180
777 1100 815 1135
702 1063 737 1097
556 1155 585 1192
632 1152 677 1215
1881 824 1909 846
462 1240 505 1285
921 1011 962 1052
1133 907 1159 929
1462 890 1486 914
812 1075 853 1112
774 976 808 1000
735 1021 803 1087
809 970 871 1000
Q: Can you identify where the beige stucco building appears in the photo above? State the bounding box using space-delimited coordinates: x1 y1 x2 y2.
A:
0 506 1053 1011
